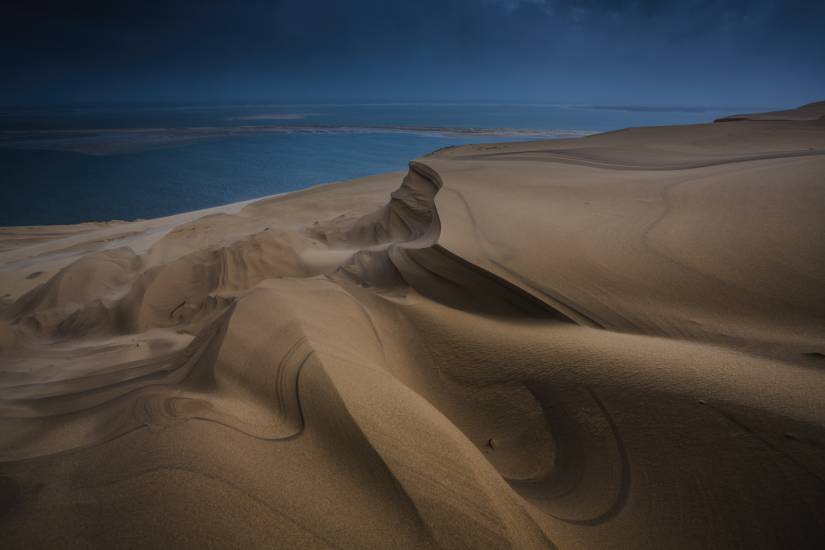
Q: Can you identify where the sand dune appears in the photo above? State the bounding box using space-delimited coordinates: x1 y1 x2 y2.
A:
2 104 825 548
716 101 825 122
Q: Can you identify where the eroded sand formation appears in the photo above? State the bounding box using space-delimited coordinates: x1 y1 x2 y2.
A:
1 105 825 548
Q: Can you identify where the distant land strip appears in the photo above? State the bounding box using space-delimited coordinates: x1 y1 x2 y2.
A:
0 124 593 156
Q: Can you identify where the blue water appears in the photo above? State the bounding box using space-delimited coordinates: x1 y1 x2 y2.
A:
1 103 737 226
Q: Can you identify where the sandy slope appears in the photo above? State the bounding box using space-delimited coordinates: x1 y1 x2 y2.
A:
1 104 825 548
716 100 825 122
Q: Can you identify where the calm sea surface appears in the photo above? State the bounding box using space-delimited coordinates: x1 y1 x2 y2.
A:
0 103 739 226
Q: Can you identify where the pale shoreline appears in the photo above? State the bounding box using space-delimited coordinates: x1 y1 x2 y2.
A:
0 125 593 156
1 102 825 548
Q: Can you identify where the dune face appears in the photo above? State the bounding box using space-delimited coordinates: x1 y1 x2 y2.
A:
2 107 825 549
715 101 825 122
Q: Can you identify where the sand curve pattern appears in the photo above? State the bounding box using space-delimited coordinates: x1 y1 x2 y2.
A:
1 104 825 548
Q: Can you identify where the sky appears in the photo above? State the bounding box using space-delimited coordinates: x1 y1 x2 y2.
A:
1 0 823 108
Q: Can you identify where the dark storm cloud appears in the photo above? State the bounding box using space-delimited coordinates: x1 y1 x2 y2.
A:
1 0 823 105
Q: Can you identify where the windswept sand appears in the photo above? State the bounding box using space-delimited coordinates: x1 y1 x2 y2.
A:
1 104 825 548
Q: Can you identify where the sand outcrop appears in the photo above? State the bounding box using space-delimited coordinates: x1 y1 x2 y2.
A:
1 104 825 548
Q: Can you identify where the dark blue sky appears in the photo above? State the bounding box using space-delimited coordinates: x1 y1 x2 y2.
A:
2 0 823 107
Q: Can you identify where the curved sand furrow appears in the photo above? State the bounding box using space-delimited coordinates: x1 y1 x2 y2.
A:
446 147 825 171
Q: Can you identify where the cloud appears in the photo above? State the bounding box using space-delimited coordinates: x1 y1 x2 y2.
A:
482 0 550 12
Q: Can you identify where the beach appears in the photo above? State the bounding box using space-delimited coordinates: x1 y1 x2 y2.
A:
1 102 825 548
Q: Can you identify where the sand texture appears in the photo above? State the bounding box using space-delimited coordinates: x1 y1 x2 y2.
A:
2 104 825 548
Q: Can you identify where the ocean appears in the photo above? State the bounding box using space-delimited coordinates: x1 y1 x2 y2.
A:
0 103 739 226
